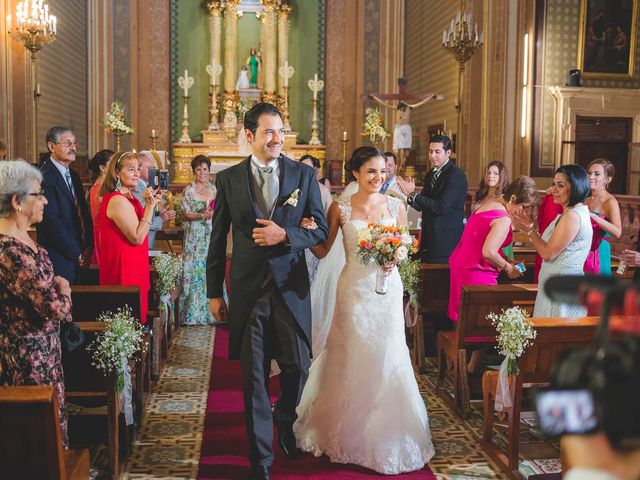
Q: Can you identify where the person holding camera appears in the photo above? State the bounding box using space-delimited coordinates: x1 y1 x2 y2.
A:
98 151 162 324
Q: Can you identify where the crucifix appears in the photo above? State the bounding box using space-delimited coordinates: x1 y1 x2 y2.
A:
363 78 442 172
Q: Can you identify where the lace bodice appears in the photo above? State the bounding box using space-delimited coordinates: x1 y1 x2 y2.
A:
338 196 403 264
540 204 592 274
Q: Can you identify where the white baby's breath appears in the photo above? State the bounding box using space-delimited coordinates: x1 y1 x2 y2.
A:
87 306 144 392
154 253 184 297
487 306 537 375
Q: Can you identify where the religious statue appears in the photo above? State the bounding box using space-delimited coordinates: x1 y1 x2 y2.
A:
366 78 441 173
236 66 250 90
246 47 260 88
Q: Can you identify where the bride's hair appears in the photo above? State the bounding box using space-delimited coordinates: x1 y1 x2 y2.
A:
346 146 385 180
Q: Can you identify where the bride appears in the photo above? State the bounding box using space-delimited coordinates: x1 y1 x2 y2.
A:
293 146 435 474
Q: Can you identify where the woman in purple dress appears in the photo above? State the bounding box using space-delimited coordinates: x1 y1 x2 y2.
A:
448 176 538 321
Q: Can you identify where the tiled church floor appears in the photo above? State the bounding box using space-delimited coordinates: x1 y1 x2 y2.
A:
101 326 558 479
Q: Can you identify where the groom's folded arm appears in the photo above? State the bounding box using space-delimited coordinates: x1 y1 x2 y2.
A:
206 177 231 299
282 174 328 251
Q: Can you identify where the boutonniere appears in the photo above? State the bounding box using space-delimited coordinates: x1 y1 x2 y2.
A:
283 188 300 207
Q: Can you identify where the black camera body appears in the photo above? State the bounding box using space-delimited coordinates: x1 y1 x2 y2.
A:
537 275 640 448
542 334 640 448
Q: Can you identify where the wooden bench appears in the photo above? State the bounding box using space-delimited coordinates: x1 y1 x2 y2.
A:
481 316 600 478
437 284 538 417
413 263 450 372
0 385 90 480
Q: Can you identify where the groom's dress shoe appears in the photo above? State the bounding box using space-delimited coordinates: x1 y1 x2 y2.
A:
249 465 270 480
277 429 302 459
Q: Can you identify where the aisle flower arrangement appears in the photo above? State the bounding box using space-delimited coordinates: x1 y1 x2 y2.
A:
153 252 184 298
398 258 421 309
487 306 537 411
103 100 134 134
362 107 390 145
88 306 144 393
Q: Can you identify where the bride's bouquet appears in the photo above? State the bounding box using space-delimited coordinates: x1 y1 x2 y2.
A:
355 223 418 294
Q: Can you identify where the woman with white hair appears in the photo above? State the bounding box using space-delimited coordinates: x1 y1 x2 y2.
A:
0 160 73 447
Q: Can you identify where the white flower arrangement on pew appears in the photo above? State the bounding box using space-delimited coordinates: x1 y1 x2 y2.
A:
103 100 134 134
398 258 421 309
88 306 144 393
153 253 184 315
488 306 537 375
488 306 537 412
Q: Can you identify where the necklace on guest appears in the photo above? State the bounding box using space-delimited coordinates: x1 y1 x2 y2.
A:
195 183 209 195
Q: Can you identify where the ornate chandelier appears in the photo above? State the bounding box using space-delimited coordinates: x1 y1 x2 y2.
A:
6 1 57 58
442 1 483 68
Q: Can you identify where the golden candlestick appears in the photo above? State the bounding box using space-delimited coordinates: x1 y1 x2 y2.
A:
207 84 221 131
149 130 159 151
341 133 349 186
179 95 192 143
278 86 292 132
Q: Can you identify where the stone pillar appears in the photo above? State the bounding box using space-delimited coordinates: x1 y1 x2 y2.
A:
223 0 240 139
207 1 224 130
261 0 278 105
277 4 291 95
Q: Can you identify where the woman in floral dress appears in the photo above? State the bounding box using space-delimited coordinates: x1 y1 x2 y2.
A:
0 160 73 447
179 156 218 325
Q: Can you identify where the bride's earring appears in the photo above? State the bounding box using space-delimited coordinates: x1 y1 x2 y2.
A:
115 176 122 191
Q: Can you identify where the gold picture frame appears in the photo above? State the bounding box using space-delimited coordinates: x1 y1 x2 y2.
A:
577 0 638 79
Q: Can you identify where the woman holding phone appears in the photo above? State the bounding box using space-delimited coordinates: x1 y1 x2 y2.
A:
179 155 219 325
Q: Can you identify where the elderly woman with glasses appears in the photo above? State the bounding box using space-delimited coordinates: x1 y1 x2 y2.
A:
0 160 73 448
98 151 162 324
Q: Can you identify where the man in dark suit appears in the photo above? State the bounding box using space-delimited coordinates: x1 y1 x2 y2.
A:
37 127 93 282
206 103 328 480
397 134 467 263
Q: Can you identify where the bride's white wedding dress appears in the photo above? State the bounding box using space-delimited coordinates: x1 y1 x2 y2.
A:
293 197 435 475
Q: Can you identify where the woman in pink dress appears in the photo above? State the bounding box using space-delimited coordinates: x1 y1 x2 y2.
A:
448 176 538 322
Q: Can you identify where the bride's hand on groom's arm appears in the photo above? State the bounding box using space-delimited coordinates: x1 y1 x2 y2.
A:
253 219 288 246
300 217 318 230
209 298 228 323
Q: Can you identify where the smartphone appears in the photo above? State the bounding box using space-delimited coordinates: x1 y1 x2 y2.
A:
147 168 159 189
159 170 169 191
535 389 598 437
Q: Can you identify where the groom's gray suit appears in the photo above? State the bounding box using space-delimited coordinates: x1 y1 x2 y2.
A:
206 153 328 468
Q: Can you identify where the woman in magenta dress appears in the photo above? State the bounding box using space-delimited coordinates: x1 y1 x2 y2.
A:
583 159 621 276
98 152 162 324
448 176 538 322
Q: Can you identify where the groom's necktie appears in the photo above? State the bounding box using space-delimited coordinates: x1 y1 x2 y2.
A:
428 168 441 191
257 165 278 212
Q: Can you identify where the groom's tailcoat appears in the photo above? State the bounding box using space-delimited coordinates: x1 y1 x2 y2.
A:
206 155 328 359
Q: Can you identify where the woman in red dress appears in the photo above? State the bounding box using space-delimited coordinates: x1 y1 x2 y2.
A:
97 152 162 323
87 149 114 265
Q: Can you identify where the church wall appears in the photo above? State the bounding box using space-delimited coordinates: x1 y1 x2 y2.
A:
535 0 640 177
404 0 462 180
170 0 322 146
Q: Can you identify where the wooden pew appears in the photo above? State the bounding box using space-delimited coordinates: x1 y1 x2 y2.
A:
0 385 90 480
481 316 600 479
437 284 538 417
70 285 151 409
63 321 122 480
413 263 450 372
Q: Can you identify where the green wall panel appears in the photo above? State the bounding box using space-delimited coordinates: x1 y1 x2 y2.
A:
171 0 324 146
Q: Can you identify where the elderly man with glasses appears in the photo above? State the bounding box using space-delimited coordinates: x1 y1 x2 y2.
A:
36 126 93 282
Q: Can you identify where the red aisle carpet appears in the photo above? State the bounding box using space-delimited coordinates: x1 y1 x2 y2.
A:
198 326 436 479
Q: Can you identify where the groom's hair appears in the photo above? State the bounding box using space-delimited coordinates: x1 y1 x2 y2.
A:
244 102 282 135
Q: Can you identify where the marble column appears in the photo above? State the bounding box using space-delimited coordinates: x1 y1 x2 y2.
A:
277 4 291 95
223 0 240 136
261 1 278 105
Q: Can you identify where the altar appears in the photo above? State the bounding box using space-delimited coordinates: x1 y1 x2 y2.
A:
171 0 326 184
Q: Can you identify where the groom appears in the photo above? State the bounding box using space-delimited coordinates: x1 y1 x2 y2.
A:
207 103 328 480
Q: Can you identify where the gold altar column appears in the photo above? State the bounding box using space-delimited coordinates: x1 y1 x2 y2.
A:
261 1 278 105
207 1 224 129
277 4 292 96
223 0 240 138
